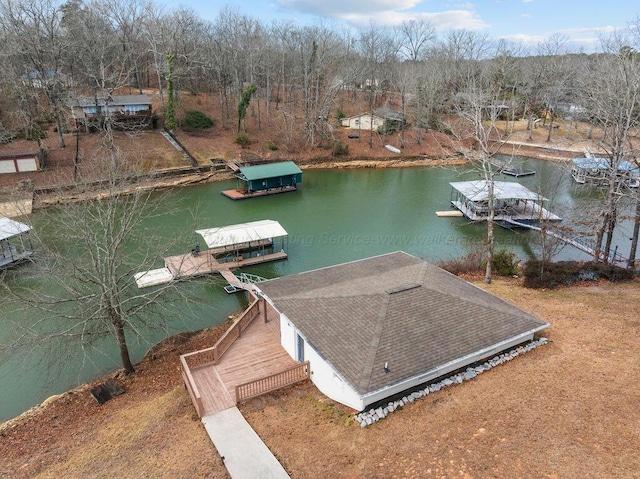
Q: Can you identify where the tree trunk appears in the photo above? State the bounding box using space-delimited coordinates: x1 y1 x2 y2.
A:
105 298 135 373
484 179 495 284
603 205 617 263
114 318 135 374
627 197 640 269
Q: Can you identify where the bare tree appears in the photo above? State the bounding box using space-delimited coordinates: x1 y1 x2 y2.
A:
1 158 206 375
357 22 397 149
396 19 435 62
0 0 70 147
581 33 640 263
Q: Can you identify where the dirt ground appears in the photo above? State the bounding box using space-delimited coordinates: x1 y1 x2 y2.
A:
1 91 638 478
0 89 600 195
1 277 639 478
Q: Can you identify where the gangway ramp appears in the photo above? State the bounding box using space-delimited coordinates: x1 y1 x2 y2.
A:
502 219 625 264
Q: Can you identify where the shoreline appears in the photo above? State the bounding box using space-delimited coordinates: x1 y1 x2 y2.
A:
29 141 577 209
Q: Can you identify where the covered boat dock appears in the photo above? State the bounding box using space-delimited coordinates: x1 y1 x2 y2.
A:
222 161 302 200
449 180 562 225
135 220 289 288
0 217 33 269
571 157 639 188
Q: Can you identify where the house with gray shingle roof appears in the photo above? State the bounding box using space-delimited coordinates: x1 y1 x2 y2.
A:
256 251 549 411
68 94 153 131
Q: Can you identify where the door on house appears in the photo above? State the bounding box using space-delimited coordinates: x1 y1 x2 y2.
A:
296 333 304 362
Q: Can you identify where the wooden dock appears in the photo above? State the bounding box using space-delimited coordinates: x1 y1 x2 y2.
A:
221 185 298 200
164 250 287 279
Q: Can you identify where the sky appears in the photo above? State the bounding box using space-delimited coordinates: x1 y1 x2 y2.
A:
165 0 638 53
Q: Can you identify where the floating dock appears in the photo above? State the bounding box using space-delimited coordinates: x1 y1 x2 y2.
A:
134 267 173 288
435 210 464 217
501 168 536 177
221 186 297 200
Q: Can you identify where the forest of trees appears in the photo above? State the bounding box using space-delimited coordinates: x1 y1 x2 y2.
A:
0 0 636 148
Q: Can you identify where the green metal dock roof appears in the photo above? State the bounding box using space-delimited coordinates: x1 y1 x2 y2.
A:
237 161 302 181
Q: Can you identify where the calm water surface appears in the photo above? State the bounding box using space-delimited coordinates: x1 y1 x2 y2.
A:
1 158 634 421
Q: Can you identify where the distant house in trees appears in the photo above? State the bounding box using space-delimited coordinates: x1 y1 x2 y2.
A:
341 107 406 133
21 70 72 89
68 94 153 131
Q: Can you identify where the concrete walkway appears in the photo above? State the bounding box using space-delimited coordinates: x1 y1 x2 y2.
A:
202 407 290 479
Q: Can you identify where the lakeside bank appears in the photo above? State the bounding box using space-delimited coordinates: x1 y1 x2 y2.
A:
27 139 581 209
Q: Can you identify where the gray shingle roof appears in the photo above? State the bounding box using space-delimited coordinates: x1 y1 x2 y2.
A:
68 95 151 107
258 251 549 396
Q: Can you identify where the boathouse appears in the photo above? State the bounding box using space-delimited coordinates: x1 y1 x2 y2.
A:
255 251 549 411
0 217 33 269
449 180 562 226
571 157 639 188
135 220 289 288
222 161 302 199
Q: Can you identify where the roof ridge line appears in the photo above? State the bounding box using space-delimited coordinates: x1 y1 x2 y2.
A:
358 294 390 392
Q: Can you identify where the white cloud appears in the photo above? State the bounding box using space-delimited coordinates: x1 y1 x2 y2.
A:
499 25 620 53
276 0 421 17
276 0 489 30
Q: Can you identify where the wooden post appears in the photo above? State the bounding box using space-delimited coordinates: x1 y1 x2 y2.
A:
261 298 267 322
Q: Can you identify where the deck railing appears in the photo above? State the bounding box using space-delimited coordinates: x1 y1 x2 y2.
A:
179 297 263 371
235 361 310 403
179 355 204 417
210 297 262 364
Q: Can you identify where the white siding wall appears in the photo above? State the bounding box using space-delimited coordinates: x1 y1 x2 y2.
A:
342 115 383 131
278 312 363 411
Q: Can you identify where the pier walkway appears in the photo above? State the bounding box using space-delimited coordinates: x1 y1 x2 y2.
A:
504 219 627 264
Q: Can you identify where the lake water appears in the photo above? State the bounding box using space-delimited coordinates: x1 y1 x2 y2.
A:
0 158 634 422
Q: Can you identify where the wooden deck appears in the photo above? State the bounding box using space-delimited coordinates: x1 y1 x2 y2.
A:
188 306 299 416
164 250 287 279
221 186 298 200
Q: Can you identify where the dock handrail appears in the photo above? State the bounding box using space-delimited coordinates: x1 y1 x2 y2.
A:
235 361 310 403
504 219 627 264
237 272 268 284
210 297 263 364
